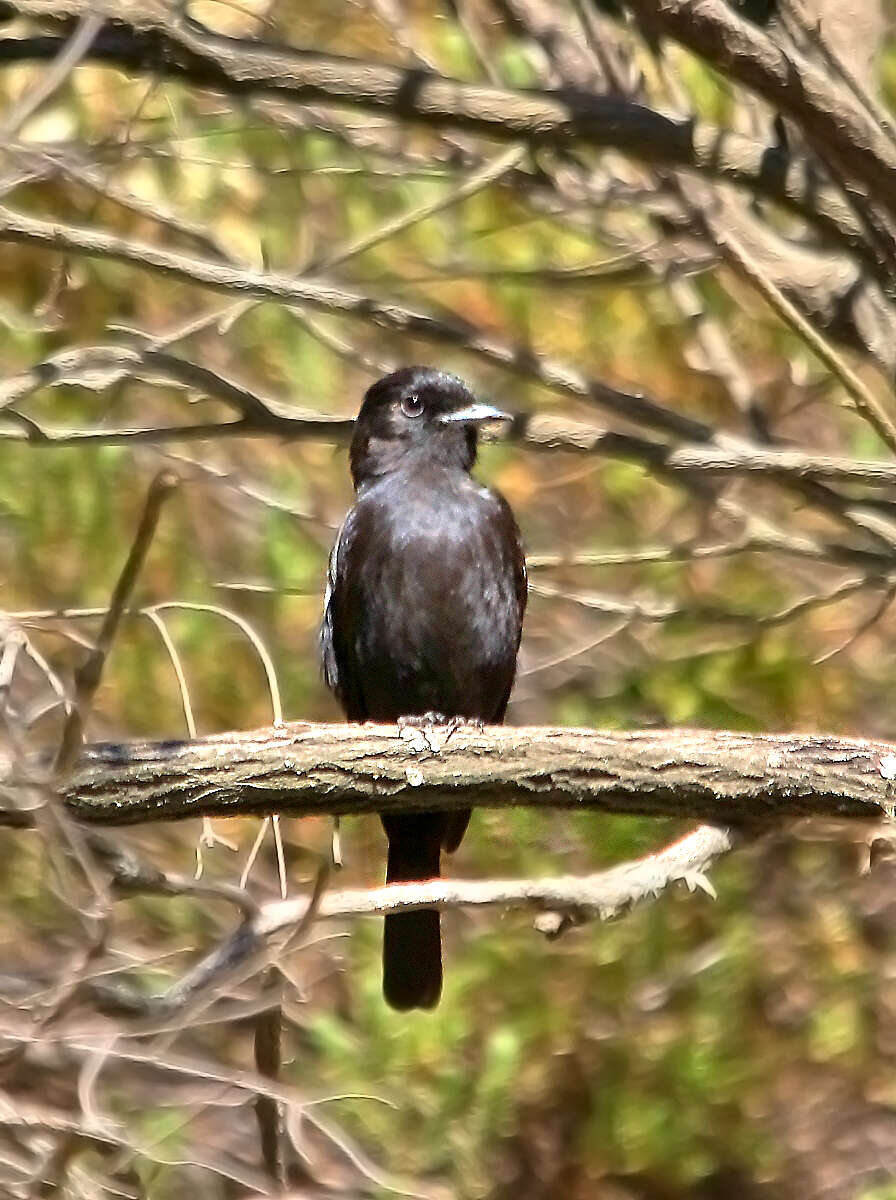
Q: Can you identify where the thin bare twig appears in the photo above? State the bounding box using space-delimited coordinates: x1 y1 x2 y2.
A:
709 222 896 456
254 974 286 1190
0 13 103 143
0 628 26 714
305 145 526 274
53 471 179 779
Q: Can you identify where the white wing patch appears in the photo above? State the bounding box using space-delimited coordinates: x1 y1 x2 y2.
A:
320 511 353 693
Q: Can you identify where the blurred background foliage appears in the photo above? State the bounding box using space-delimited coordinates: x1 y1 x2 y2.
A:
3 0 896 1197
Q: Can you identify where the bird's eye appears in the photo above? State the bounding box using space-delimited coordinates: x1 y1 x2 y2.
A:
400 392 424 418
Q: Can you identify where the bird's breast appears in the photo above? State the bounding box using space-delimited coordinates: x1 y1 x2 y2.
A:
343 477 520 720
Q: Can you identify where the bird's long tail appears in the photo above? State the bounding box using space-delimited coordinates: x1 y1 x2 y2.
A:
382 813 443 1011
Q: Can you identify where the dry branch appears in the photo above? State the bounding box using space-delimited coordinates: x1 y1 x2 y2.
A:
9 341 896 504
627 0 896 224
0 2 864 248
93 824 736 1019
3 722 895 826
0 204 713 444
1 214 895 561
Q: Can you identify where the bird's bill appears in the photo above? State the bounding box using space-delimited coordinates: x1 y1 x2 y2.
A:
438 403 511 424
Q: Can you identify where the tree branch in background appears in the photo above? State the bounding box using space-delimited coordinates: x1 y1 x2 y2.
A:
92 824 736 1019
0 9 102 140
8 343 896 535
2 199 894 565
0 204 738 444
0 2 867 251
626 0 896 228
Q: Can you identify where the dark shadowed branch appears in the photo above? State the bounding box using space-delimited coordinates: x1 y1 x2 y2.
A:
8 342 896 501
626 0 896 226
0 2 867 250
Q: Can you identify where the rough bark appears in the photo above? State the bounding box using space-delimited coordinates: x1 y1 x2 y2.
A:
4 722 895 826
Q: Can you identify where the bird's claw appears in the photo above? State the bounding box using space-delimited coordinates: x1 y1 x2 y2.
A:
398 713 483 752
398 711 451 730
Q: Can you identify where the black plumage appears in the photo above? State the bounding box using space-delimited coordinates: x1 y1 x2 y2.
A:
321 367 527 1010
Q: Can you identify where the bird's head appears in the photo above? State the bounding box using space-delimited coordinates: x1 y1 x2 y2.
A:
349 367 509 489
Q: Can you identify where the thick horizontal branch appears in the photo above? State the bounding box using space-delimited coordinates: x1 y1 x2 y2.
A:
0 3 865 250
4 722 896 826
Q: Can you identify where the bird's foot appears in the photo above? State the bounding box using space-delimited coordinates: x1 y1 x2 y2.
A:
398 713 483 753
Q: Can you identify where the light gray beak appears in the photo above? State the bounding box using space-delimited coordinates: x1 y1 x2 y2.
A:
439 403 512 424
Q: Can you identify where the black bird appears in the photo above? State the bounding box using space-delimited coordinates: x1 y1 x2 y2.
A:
321 367 527 1010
